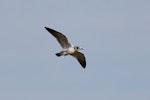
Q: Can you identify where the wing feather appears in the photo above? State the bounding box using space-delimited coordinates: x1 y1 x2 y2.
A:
71 51 86 68
45 27 71 48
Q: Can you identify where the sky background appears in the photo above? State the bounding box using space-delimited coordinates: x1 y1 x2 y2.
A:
0 0 150 100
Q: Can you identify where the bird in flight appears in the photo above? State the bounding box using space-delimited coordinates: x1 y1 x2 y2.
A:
45 27 86 68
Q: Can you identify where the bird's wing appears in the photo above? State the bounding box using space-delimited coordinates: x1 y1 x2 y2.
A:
71 51 86 68
45 27 71 48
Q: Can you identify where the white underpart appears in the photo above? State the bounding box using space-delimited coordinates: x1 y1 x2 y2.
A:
66 47 75 54
61 45 75 55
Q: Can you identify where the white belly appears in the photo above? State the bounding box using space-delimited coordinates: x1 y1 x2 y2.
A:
67 47 75 54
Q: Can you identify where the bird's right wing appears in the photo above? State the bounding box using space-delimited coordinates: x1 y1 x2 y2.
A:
71 51 86 68
45 27 71 48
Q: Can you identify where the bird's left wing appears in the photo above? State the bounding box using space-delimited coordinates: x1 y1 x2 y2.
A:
45 27 71 48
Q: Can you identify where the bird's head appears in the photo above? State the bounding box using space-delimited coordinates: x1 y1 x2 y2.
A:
74 46 83 51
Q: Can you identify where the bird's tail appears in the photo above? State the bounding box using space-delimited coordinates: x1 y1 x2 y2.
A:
56 53 61 57
55 52 63 57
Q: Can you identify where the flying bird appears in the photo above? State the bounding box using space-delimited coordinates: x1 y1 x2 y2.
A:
45 27 86 68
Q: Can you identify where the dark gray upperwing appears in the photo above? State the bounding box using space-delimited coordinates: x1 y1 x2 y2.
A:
45 27 71 48
71 51 86 68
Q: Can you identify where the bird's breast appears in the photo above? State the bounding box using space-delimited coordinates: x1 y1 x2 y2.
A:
67 47 75 54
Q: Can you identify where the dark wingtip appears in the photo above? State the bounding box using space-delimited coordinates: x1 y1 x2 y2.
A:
81 62 86 69
45 27 52 33
82 65 86 69
82 59 86 69
44 27 48 30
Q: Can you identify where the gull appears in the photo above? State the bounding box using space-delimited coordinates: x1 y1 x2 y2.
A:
45 27 86 68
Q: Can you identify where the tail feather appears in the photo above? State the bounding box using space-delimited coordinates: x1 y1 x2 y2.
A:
56 53 62 57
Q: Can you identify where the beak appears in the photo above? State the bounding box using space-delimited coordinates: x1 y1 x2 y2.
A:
80 48 83 50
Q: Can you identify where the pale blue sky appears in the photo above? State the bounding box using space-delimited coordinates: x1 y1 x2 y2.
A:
0 0 150 100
